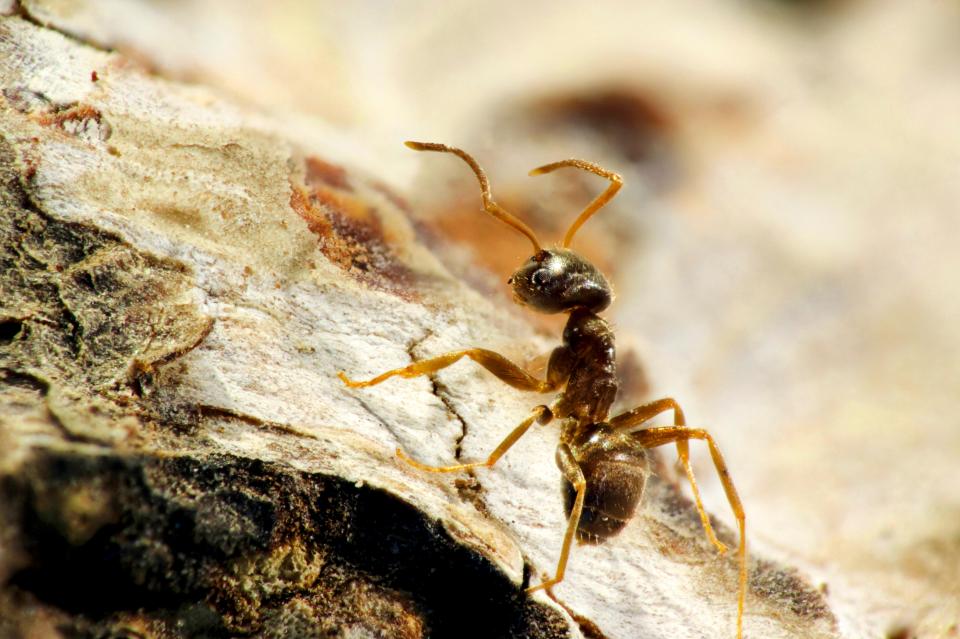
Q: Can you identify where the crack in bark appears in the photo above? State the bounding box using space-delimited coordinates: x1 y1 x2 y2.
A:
337 332 431 454
430 377 469 461
403 332 469 462
196 403 318 440
404 333 495 519
338 332 493 516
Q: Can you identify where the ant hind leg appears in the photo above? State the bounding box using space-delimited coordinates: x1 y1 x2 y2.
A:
610 398 726 552
628 423 747 639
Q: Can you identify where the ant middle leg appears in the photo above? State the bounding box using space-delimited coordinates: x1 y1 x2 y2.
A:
339 347 567 393
609 398 726 553
397 404 553 473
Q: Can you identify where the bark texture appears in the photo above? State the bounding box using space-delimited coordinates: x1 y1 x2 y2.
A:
7 3 943 638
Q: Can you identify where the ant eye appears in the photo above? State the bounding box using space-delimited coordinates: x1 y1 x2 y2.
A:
532 269 550 287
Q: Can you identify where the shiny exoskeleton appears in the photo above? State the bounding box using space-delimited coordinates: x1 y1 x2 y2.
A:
339 142 747 639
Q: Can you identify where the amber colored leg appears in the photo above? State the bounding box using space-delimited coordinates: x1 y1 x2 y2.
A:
339 348 558 393
397 405 552 474
528 158 622 248
527 442 585 594
631 425 747 639
609 398 725 553
609 397 687 432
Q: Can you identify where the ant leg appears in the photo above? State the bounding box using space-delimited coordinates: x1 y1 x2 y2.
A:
339 347 565 393
397 405 553 473
528 158 622 248
631 425 747 639
527 442 585 594
610 398 726 553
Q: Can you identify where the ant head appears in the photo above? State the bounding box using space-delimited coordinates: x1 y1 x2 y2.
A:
404 142 622 315
509 249 611 314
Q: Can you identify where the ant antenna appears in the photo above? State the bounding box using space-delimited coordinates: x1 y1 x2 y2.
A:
529 159 622 249
405 141 542 253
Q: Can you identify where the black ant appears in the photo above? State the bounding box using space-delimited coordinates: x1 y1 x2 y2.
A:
339 141 747 638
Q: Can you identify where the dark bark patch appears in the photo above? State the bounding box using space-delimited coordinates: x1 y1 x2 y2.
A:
0 317 23 345
3 451 571 638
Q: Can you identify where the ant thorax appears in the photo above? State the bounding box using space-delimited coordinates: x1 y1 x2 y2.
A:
552 308 618 425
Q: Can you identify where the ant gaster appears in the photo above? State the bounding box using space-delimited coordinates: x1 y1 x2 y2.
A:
339 141 747 638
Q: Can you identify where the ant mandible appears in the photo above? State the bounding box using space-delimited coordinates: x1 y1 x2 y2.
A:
339 141 747 638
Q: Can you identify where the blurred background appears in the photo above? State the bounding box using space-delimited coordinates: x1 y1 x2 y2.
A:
32 0 959 636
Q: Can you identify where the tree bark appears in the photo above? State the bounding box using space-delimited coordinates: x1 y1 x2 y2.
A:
0 12 836 639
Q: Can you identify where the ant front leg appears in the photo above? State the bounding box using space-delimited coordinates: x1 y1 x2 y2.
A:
397 404 553 473
526 442 585 594
339 346 571 394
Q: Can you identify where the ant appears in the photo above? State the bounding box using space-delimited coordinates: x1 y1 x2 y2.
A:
339 141 747 638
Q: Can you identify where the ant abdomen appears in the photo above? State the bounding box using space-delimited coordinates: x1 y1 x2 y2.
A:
564 439 650 544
